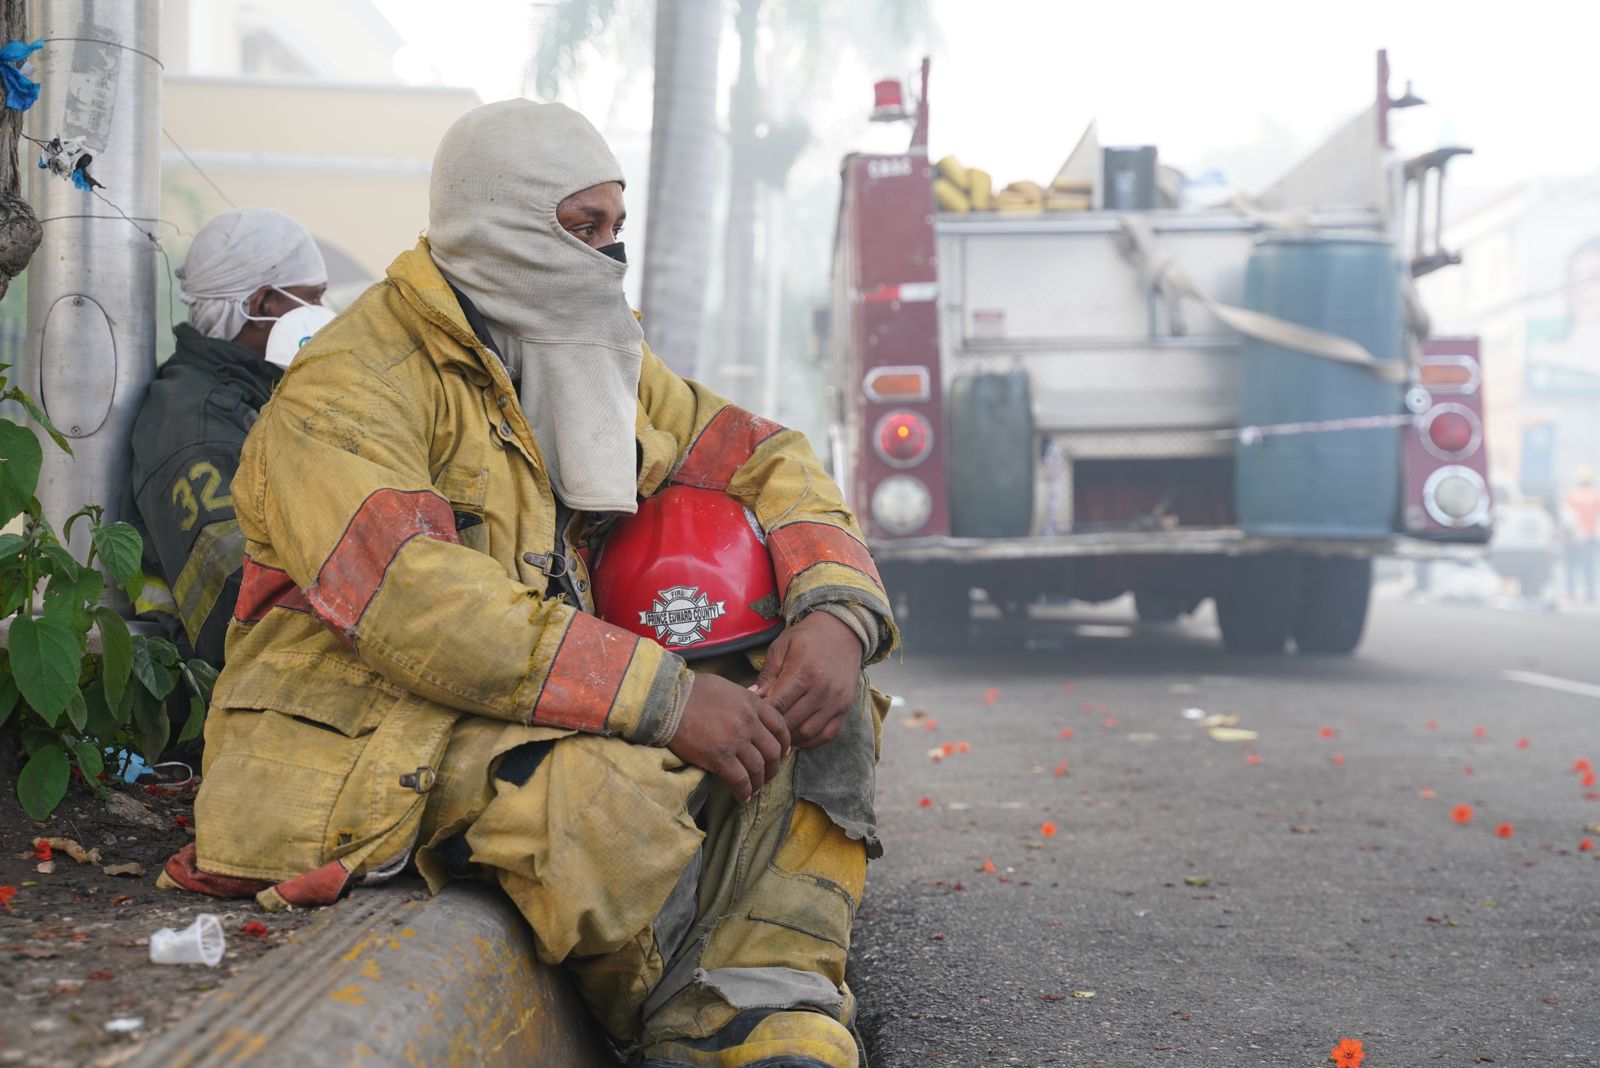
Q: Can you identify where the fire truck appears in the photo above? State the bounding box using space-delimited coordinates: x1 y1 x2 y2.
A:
829 54 1489 655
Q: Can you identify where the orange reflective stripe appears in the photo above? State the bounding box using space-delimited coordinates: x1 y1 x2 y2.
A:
670 405 784 491
309 489 458 635
234 556 311 622
767 521 882 599
533 612 639 732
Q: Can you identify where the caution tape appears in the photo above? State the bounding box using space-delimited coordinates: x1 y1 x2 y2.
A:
1208 412 1418 446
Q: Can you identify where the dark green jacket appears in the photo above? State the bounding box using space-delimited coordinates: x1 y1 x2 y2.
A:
128 324 282 664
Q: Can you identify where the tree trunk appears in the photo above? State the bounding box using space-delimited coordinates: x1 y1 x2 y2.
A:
716 0 763 408
0 0 40 298
639 0 721 380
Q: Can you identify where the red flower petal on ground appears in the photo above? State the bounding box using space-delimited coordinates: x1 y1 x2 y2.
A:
918 796 933 808
1062 682 1076 694
0 886 15 913
1583 771 1597 789
1418 787 1436 799
942 742 956 756
89 971 113 981
32 841 52 862
1578 838 1593 852
1246 753 1262 765
982 858 997 874
1452 804 1473 825
1575 758 1593 773
1320 727 1336 739
1473 726 1487 739
1495 822 1515 839
923 719 938 732
1054 760 1069 777
1040 821 1057 838
1462 765 1474 776
1102 717 1119 729
983 687 1000 707
242 920 269 939
1586 792 1600 802
957 741 971 753
174 815 192 829
1516 737 1530 750
1330 1036 1364 1067
1059 727 1075 739
1426 719 1439 730
1331 753 1345 766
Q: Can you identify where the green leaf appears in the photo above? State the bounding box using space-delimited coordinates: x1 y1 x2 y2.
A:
21 724 59 755
0 672 16 728
183 657 220 699
70 739 104 781
94 607 132 709
4 387 72 455
17 744 70 821
81 680 117 742
177 692 207 746
38 544 79 581
63 688 87 732
90 523 142 593
0 532 25 557
148 637 179 667
129 686 169 762
43 565 101 627
0 581 25 616
0 419 42 526
9 615 81 725
130 637 178 699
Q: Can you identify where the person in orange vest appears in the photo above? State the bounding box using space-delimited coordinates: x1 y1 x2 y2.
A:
1565 468 1600 603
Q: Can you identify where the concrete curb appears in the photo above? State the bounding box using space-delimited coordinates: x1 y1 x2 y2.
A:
129 879 619 1067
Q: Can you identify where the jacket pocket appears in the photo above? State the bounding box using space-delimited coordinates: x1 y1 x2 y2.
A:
214 650 399 737
435 462 491 553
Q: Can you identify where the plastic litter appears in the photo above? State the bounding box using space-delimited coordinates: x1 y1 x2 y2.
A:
103 1017 143 1034
1181 707 1205 720
149 914 226 967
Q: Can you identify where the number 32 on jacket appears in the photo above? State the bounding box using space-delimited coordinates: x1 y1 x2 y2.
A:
171 461 234 532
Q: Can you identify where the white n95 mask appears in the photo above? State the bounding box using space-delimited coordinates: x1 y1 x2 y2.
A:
264 304 336 368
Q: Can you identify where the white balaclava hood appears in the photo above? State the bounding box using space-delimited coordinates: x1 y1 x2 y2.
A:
428 100 644 514
177 208 327 341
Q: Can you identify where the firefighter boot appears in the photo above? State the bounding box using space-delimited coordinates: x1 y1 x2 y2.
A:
638 1007 857 1068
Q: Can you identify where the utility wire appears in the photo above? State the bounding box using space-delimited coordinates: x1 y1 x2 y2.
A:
161 127 238 209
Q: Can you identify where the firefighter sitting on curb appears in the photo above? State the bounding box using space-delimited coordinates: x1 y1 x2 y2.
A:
127 208 331 665
160 100 897 1068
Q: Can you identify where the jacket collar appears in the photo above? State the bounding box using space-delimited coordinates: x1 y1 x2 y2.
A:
169 324 282 402
385 239 501 377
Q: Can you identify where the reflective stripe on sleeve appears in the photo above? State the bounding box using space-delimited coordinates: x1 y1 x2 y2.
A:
669 405 784 492
173 518 246 641
530 611 640 733
767 521 883 601
306 488 459 636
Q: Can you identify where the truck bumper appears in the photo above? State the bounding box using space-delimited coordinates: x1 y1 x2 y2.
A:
869 529 1477 564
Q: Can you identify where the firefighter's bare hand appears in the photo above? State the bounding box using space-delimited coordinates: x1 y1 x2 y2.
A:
752 611 863 750
670 673 790 803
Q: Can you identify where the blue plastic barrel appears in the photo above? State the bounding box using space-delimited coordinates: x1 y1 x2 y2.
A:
1235 234 1405 537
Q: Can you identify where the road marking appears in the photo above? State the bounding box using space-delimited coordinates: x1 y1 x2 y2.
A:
1500 670 1600 700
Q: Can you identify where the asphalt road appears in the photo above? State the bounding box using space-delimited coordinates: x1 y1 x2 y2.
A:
848 594 1600 1067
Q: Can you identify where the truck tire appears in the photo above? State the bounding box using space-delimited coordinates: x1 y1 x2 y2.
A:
891 568 970 655
1215 554 1300 655
1293 556 1372 656
948 372 1034 538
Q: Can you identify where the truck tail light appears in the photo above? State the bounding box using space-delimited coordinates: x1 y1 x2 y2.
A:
872 475 933 534
1423 466 1490 528
863 366 930 403
875 411 933 467
1421 404 1481 461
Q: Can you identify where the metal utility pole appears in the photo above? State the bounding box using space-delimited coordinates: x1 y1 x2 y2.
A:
22 0 161 567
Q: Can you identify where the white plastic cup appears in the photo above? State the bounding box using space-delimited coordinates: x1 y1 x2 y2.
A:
149 913 226 967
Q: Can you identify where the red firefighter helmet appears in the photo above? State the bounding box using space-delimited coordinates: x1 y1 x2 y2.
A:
592 485 784 660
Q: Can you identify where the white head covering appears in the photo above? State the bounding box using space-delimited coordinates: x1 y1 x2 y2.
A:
428 100 644 515
176 208 328 341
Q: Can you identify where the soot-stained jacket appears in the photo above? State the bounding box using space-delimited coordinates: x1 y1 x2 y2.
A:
194 239 896 884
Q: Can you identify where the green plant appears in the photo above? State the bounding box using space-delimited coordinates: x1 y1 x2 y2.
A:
1 364 217 820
